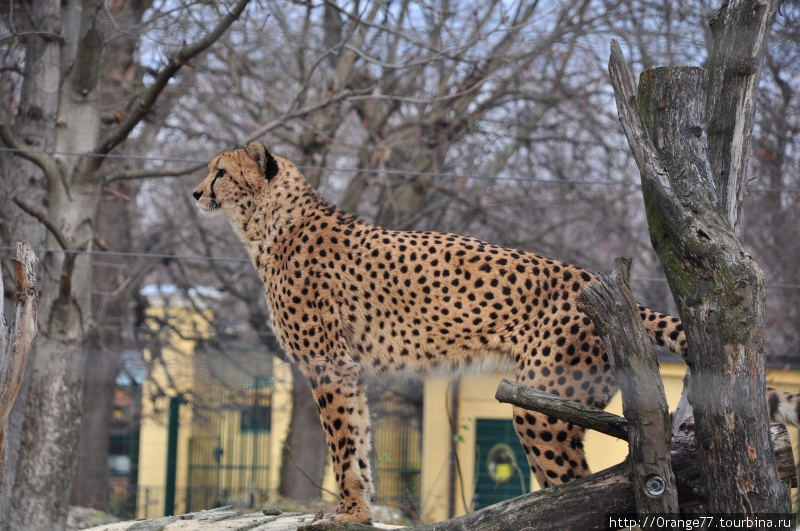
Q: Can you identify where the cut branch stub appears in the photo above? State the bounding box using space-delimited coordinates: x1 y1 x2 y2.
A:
578 257 678 516
495 379 628 440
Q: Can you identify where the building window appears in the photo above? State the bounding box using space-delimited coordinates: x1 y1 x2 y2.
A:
240 404 271 432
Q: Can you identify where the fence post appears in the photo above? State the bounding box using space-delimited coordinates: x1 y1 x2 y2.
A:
165 396 181 516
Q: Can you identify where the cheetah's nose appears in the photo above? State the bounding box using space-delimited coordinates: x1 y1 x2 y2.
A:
192 190 202 200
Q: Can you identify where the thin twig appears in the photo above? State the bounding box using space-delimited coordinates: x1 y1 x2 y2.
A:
283 446 339 499
104 160 206 184
95 0 254 157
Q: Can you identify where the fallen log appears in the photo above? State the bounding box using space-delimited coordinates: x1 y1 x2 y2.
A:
413 424 795 531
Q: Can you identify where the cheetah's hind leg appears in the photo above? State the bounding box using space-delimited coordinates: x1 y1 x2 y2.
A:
512 406 590 489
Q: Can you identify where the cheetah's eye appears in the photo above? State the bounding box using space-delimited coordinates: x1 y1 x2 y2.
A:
215 168 226 179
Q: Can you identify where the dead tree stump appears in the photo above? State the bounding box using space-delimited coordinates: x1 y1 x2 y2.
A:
0 242 39 485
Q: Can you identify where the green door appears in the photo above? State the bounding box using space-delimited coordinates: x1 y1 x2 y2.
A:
473 418 530 510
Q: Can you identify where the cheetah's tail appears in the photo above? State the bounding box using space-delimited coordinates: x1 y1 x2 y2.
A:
637 306 800 428
768 388 800 427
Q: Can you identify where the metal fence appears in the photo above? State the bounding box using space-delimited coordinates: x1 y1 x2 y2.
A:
370 379 423 518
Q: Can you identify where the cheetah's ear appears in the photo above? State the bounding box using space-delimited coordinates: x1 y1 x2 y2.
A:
245 140 279 181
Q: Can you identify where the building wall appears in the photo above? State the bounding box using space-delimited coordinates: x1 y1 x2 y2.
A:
420 363 800 524
136 290 295 518
136 299 205 517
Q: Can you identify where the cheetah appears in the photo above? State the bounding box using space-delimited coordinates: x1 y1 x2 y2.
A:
193 141 800 524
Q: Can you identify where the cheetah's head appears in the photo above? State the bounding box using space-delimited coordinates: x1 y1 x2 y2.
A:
192 140 280 220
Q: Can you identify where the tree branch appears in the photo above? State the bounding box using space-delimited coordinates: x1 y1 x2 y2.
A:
607 41 686 233
94 0 254 157
495 379 628 440
579 258 678 515
245 88 361 142
103 161 206 184
706 0 780 235
0 31 61 47
12 197 71 250
0 125 58 184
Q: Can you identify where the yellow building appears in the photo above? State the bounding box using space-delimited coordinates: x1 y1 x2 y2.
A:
419 362 800 523
135 286 293 518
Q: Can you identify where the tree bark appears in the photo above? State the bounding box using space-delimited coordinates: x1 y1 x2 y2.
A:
706 0 780 236
608 40 788 514
578 258 678 516
0 0 60 506
71 336 120 511
0 243 38 487
1 3 108 523
0 0 59 248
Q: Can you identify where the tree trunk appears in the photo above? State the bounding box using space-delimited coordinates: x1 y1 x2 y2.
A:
279 363 329 501
0 0 60 509
0 0 59 248
608 39 788 514
0 0 252 526
71 337 120 511
2 186 100 531
4 342 87 531
1 0 106 521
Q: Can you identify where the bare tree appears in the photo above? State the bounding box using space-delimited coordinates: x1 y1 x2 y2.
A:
0 0 253 528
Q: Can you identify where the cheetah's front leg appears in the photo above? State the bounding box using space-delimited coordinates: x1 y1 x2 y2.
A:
309 364 373 525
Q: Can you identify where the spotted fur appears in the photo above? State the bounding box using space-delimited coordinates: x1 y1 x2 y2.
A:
193 141 799 524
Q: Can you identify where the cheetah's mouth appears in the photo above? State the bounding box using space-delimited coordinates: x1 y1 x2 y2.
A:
196 198 220 215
